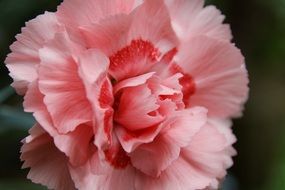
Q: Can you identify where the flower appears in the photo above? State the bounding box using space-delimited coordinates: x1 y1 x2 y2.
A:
5 0 249 189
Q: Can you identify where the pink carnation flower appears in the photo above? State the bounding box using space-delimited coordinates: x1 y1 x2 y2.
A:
5 0 249 189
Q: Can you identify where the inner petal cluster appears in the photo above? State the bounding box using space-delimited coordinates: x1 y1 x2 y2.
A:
97 39 197 172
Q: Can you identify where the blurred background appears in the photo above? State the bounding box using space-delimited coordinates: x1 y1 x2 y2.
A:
0 0 284 189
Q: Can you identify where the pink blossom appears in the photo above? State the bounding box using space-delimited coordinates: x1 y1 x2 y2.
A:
6 0 248 189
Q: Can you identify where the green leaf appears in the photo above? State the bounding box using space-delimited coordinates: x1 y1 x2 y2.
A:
0 105 34 132
0 86 14 103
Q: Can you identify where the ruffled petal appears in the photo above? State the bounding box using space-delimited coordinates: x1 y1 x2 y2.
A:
175 35 249 118
77 49 114 150
23 81 58 136
5 12 63 94
54 124 95 166
114 72 155 94
114 84 164 131
115 124 163 153
127 0 178 52
135 120 235 190
56 0 138 27
181 121 236 188
135 156 212 190
21 124 76 190
79 14 131 56
70 162 136 190
130 134 180 177
38 33 93 133
80 0 178 81
164 0 232 41
162 107 207 147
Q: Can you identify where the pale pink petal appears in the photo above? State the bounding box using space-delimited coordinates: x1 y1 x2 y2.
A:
79 14 131 56
77 49 114 150
78 0 178 55
24 82 96 167
164 0 232 41
5 12 63 94
21 125 76 190
175 36 249 118
38 33 93 133
54 124 94 166
56 0 138 27
135 117 236 190
70 135 135 189
135 156 212 190
128 0 178 53
23 81 58 136
130 135 180 177
209 118 237 146
114 84 164 131
129 107 207 177
79 0 178 81
162 107 207 147
182 121 236 184
69 161 136 190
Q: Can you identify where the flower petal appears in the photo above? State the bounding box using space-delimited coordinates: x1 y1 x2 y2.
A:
5 12 63 94
130 135 180 177
21 124 76 190
79 0 178 81
162 107 208 147
114 84 164 131
115 124 163 153
69 157 136 190
56 0 137 27
77 49 114 150
114 72 156 94
181 121 236 187
23 81 58 136
164 0 232 41
128 0 178 52
79 14 131 56
38 33 92 133
54 124 94 166
175 35 249 118
135 156 212 190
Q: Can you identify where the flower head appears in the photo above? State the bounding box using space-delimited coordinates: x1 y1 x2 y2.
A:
6 0 248 189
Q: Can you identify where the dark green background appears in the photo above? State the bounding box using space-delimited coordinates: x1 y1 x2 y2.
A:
0 0 284 189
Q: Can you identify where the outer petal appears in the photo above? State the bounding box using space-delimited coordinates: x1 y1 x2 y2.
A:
130 135 180 177
162 107 208 147
80 0 178 81
79 14 131 56
54 124 95 166
23 80 58 136
129 107 207 177
164 0 232 41
5 12 63 95
21 124 76 190
181 121 236 189
38 33 93 133
135 121 235 190
127 0 178 52
69 159 136 190
24 81 96 167
175 36 249 118
56 0 138 27
135 156 212 190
